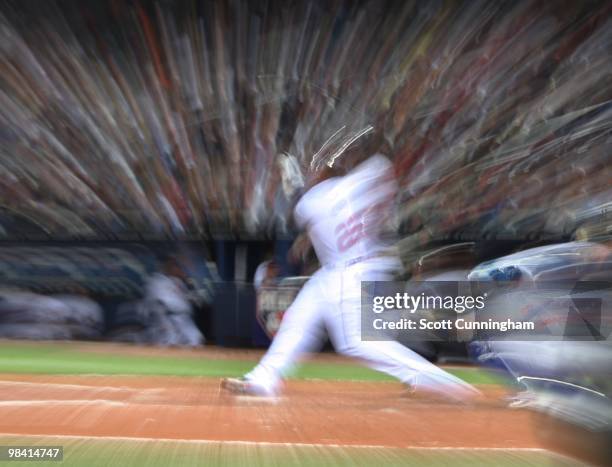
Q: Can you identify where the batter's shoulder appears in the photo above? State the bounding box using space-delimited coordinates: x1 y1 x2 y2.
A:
294 177 341 228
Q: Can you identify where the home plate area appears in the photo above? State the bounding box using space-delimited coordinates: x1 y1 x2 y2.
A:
0 375 582 466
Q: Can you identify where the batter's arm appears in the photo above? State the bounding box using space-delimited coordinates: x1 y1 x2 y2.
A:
288 232 312 264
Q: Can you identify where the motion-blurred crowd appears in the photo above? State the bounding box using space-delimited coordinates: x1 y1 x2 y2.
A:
0 245 215 346
0 0 609 242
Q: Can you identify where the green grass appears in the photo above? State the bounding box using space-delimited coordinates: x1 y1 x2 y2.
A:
0 344 557 466
0 341 504 385
0 436 576 467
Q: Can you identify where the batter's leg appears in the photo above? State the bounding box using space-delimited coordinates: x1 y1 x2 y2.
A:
326 293 480 401
229 274 328 395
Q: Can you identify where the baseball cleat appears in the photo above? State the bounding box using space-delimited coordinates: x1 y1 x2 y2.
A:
506 390 537 409
221 377 278 397
406 379 483 404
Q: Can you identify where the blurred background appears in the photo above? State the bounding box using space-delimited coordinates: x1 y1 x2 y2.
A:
0 0 610 346
0 0 610 348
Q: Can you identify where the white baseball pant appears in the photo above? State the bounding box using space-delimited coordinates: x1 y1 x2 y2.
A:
246 258 478 398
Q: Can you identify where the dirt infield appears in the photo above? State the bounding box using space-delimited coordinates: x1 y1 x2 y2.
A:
0 374 540 450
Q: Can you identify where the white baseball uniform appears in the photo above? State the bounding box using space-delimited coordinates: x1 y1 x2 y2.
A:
144 273 204 346
245 155 477 398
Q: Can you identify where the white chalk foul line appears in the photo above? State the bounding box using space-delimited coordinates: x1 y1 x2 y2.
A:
0 399 207 409
0 380 166 394
0 400 127 407
0 380 129 391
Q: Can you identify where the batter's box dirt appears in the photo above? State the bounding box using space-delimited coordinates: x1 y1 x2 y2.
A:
0 375 540 451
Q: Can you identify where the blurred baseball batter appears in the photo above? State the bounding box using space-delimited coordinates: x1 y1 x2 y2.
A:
223 133 478 400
